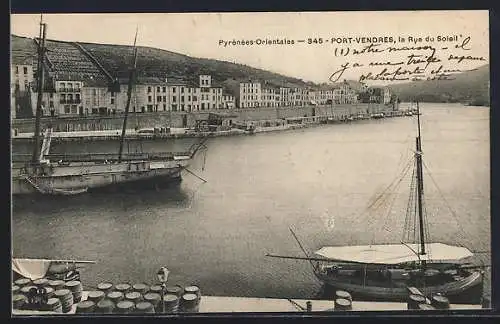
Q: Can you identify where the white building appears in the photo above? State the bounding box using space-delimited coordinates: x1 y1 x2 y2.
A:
239 81 262 108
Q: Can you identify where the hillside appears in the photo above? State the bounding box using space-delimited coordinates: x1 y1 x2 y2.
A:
388 65 490 106
11 35 311 95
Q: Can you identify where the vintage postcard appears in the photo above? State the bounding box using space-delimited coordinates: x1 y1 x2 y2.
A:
11 10 490 315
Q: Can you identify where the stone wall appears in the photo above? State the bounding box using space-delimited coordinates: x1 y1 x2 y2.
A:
12 103 397 133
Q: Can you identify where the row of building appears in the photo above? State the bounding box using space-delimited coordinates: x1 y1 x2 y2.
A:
11 58 393 119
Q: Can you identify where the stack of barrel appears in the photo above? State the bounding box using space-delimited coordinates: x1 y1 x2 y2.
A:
79 282 202 314
407 287 450 310
333 290 352 311
12 277 31 311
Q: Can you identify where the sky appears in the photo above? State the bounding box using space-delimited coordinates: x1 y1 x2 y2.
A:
10 11 489 85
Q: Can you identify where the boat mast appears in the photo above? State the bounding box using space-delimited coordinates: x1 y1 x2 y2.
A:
32 17 46 164
118 27 139 162
415 101 426 262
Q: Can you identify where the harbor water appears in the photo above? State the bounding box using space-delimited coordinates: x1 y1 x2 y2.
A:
12 103 490 301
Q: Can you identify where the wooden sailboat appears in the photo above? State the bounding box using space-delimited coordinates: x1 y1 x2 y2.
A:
267 102 484 302
11 19 207 195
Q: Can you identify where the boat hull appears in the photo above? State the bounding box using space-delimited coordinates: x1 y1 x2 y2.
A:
315 270 483 303
12 159 189 195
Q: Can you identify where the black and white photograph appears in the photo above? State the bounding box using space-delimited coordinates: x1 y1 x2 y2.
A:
10 10 490 314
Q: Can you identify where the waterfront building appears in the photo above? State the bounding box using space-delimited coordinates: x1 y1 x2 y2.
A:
11 52 36 119
221 93 236 109
261 84 279 108
279 87 291 107
82 82 110 115
239 81 262 108
11 60 35 93
333 80 358 104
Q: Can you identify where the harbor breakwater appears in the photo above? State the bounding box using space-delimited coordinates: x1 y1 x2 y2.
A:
11 103 396 133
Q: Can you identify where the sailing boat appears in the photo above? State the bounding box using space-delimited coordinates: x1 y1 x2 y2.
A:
11 19 207 195
267 102 484 302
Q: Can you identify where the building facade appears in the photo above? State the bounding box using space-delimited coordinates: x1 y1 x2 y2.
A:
239 81 262 108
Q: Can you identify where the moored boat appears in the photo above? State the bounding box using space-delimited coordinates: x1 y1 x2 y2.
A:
11 19 207 196
267 102 485 303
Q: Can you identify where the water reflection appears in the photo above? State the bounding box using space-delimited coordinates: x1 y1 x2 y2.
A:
12 182 192 215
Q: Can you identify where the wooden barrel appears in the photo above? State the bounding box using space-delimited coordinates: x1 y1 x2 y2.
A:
143 293 161 311
418 303 435 310
335 290 352 302
115 283 132 294
334 298 352 311
33 278 50 288
76 300 96 314
12 294 27 310
135 301 155 314
54 289 74 313
116 300 135 314
162 294 179 313
48 280 66 291
184 285 201 297
167 285 184 297
431 295 450 309
107 291 125 304
65 281 83 303
97 282 114 294
14 278 32 288
12 285 20 295
44 297 63 313
132 283 149 294
125 291 143 303
407 294 427 310
149 285 163 294
45 286 55 299
95 299 115 314
179 293 198 313
87 290 106 303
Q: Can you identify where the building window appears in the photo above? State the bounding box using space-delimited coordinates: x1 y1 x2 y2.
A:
157 96 162 102
173 96 176 102
148 96 152 102
188 88 191 93
93 89 97 95
181 104 185 111
163 96 166 101
163 104 166 111
111 98 115 104
172 104 177 111
60 82 65 91
213 96 215 101
156 86 160 92
15 66 19 74
173 88 176 93
181 87 184 93
23 67 28 74
71 105 78 114
163 86 166 92
148 86 152 93
193 96 197 101
201 103 205 110
64 105 70 114
188 95 191 101
181 96 184 102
